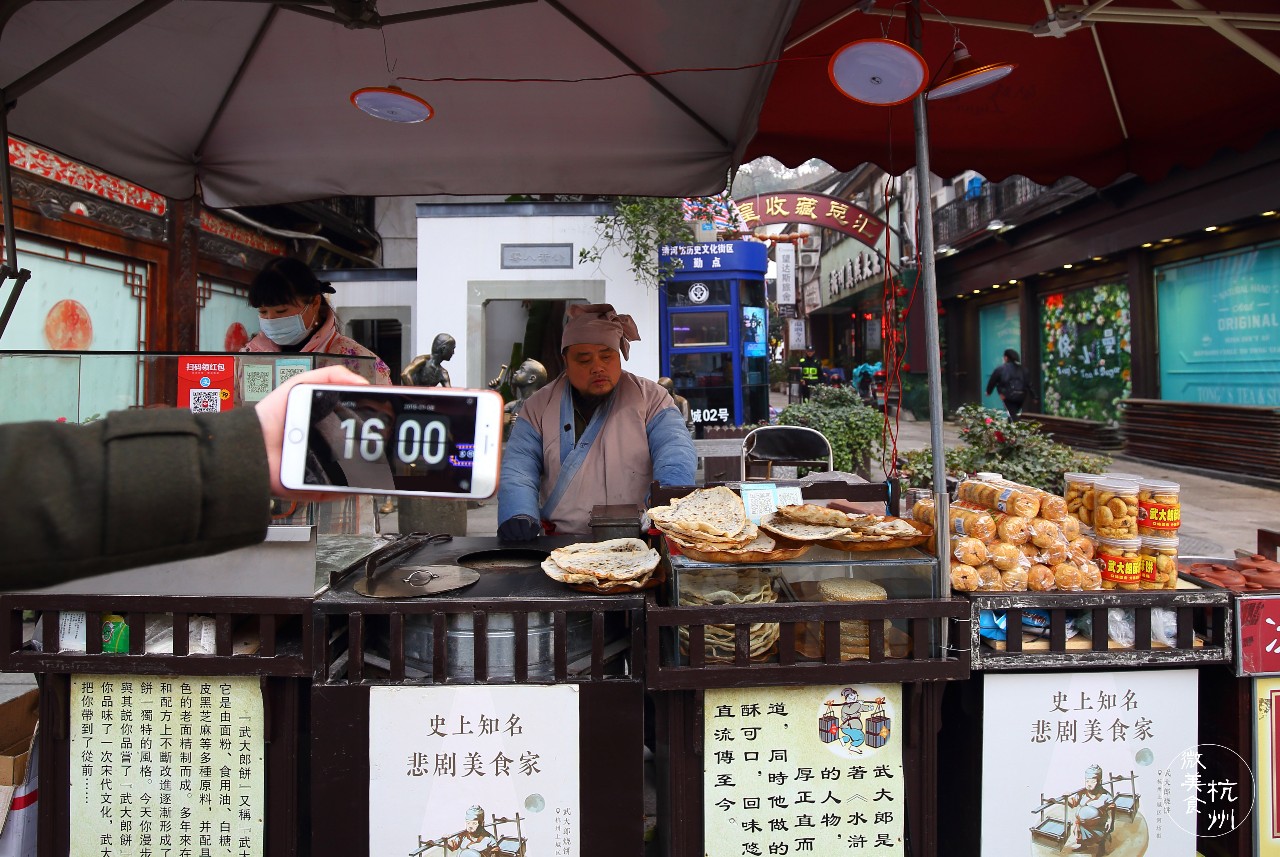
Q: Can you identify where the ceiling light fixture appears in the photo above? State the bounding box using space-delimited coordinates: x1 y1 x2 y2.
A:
350 86 434 123
1063 263 1073 269
1091 256 1103 262
926 41 1017 101
992 284 1000 289
972 288 981 294
829 39 928 106
1008 279 1017 285
986 218 1005 231
1264 211 1278 217
1204 225 1218 232
1142 242 1154 248
1160 238 1174 243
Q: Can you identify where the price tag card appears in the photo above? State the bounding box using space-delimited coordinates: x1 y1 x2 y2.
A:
739 483 778 524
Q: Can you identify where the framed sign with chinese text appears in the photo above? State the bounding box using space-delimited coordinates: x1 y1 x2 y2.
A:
1255 678 1280 854
1238 595 1280 676
981 670 1198 855
705 684 905 855
369 685 580 856
70 675 265 857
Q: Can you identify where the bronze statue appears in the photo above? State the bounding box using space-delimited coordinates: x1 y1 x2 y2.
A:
502 359 549 435
402 333 455 387
657 376 692 427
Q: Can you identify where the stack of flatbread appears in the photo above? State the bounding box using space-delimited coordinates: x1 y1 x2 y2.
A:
648 487 810 562
760 504 923 546
540 538 662 591
677 569 779 662
816 577 892 660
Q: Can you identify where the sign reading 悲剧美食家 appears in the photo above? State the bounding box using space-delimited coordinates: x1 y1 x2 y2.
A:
705 684 905 854
370 685 580 856
70 675 266 857
982 670 1204 855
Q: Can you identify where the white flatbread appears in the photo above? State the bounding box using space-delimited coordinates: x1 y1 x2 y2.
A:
758 511 852 542
547 538 660 580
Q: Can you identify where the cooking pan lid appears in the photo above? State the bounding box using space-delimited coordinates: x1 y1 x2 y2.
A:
354 564 480 599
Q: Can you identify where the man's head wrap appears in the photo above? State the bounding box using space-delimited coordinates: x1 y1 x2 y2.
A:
465 806 485 822
1085 764 1102 779
561 303 641 360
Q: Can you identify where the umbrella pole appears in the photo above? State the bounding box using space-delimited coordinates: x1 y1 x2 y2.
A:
0 102 31 341
907 4 950 594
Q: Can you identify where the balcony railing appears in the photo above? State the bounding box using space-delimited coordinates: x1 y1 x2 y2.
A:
935 176 1091 247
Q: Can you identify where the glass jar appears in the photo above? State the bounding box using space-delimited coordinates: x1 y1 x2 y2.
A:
1063 472 1097 529
1138 479 1181 537
1097 536 1143 590
1091 478 1139 539
1140 535 1180 590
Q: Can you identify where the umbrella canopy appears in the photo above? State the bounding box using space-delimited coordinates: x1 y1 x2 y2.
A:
0 0 797 207
747 1 1280 187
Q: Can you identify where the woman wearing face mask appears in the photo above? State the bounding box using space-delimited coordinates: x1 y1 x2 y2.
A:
241 257 392 385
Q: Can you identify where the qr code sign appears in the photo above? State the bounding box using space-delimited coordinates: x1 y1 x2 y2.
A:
189 389 222 413
243 370 272 398
277 365 307 384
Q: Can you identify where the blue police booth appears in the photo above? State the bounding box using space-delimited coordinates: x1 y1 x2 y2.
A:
659 241 770 432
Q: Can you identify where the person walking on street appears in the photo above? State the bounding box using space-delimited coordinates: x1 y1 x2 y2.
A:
797 344 822 402
986 348 1030 420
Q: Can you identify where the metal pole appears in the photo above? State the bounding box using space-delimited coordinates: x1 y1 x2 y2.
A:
0 99 31 341
907 4 950 593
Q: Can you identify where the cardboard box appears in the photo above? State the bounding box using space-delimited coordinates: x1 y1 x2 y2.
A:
0 691 37 787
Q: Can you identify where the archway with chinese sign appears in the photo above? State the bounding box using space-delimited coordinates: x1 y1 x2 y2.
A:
733 192 887 247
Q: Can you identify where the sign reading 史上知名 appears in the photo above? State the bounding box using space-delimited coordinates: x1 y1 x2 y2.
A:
705 684 905 854
369 685 581 856
981 670 1201 855
70 675 266 857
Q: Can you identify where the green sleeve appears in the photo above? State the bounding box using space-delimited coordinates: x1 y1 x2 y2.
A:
0 406 271 587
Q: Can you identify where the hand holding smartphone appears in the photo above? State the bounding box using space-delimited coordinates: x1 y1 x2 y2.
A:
280 384 504 499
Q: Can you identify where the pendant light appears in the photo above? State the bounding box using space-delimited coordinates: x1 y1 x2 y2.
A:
925 42 1016 101
828 38 928 107
350 85 434 123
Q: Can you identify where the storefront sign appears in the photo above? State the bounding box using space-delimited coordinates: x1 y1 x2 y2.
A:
778 303 797 318
369 685 580 856
705 684 905 855
788 319 807 350
981 670 1198 855
776 243 796 305
826 250 884 302
177 355 234 413
70 674 265 857
1238 595 1280 676
803 280 821 314
501 243 574 269
734 193 886 247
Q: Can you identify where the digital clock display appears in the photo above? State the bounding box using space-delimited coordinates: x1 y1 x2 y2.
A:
302 389 480 493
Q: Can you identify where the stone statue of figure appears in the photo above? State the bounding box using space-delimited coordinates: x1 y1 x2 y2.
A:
657 376 692 427
401 333 456 387
502 359 549 435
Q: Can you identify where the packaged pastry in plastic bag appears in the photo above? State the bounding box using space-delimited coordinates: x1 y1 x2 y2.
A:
956 478 1040 518
913 498 997 541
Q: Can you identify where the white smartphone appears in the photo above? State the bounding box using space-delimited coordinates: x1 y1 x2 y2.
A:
280 384 504 499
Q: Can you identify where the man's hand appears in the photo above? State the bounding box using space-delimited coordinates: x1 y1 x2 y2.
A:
254 365 370 501
497 514 542 542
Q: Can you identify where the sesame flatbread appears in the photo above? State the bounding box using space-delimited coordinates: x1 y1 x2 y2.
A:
759 511 852 542
648 486 749 540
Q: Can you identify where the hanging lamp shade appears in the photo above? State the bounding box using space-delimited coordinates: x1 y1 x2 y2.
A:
925 45 1016 101
828 39 928 107
350 85 434 123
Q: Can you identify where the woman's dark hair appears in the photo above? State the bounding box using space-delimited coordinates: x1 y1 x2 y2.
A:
1004 348 1021 363
247 257 336 308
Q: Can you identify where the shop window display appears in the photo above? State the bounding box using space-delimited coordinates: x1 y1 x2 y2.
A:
1038 282 1132 422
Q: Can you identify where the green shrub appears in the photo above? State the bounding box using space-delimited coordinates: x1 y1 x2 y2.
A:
768 361 790 386
777 386 882 474
899 404 1111 492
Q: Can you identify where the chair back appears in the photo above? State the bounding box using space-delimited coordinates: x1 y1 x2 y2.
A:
740 425 833 480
